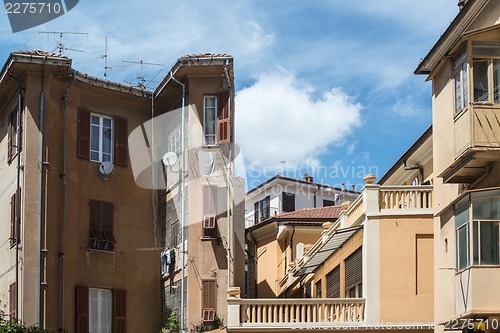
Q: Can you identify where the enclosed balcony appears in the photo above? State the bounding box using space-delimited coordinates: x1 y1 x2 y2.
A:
442 104 500 183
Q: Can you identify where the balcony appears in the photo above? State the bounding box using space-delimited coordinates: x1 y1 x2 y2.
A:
455 267 500 319
227 297 365 330
245 207 280 229
442 104 500 183
342 184 433 227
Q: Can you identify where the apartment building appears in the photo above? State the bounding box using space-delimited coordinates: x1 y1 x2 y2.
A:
0 50 244 333
246 205 343 299
227 127 435 332
415 0 500 331
245 174 359 228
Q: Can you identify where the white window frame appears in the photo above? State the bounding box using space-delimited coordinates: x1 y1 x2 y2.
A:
90 113 114 163
454 50 469 113
89 288 113 333
168 127 181 156
203 96 217 146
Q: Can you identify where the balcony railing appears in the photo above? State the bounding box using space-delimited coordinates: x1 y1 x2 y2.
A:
245 207 280 228
227 298 365 329
379 185 433 210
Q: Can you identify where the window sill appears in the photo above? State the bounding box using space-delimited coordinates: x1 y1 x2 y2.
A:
88 248 115 254
455 264 500 274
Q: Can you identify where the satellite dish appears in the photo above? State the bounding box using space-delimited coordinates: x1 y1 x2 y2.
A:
162 152 178 167
334 193 342 202
99 161 114 175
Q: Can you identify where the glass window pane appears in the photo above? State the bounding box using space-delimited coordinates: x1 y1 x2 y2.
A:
473 59 489 102
91 115 100 125
457 224 470 269
455 197 470 228
473 221 479 265
472 42 500 57
480 222 499 265
494 59 500 103
455 71 462 112
102 128 112 154
91 125 100 151
473 197 500 220
472 189 500 199
463 61 469 106
90 151 99 162
103 117 112 128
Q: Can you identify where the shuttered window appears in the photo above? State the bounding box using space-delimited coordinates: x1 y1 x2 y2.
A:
282 192 295 212
315 279 322 298
10 188 20 248
113 289 126 333
89 200 115 251
76 286 126 333
77 109 128 166
345 247 362 291
8 105 21 164
216 90 231 143
202 280 216 322
9 282 16 321
203 186 217 238
326 266 340 298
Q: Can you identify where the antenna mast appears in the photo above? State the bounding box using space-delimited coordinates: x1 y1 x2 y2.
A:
39 30 88 55
122 60 163 89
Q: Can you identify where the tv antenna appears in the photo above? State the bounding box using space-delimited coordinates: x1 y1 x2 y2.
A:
122 59 163 89
39 30 88 55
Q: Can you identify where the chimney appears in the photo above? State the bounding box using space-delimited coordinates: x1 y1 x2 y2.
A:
341 183 345 191
352 184 356 192
458 0 469 10
303 173 313 183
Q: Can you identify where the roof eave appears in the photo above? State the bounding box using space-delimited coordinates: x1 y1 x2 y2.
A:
415 0 489 75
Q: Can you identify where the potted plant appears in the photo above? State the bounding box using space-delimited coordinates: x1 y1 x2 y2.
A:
161 311 180 333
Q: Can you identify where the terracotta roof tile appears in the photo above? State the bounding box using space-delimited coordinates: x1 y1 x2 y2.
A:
268 206 342 221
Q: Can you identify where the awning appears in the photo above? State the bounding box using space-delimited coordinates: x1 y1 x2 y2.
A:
294 226 362 276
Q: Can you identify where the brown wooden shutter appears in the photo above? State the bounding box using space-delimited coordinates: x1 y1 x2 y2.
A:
114 116 128 167
216 91 230 143
8 110 13 162
113 289 126 333
254 202 259 225
326 266 340 298
76 285 89 333
315 279 322 298
77 108 90 160
282 192 295 212
9 282 16 320
202 280 216 316
345 247 362 290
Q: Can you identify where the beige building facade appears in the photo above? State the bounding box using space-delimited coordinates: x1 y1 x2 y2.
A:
416 0 500 331
0 51 244 333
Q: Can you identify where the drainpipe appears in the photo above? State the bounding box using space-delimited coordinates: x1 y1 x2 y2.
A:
227 148 232 287
37 58 46 327
169 72 186 333
8 70 24 323
250 232 258 297
58 69 75 331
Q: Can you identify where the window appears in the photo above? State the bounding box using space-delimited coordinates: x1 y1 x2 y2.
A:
471 42 500 104
168 128 181 156
9 282 16 321
315 280 322 298
77 109 128 166
345 247 362 298
202 280 217 322
454 49 469 113
90 113 114 163
455 189 500 270
165 195 180 248
89 200 115 251
282 192 295 212
326 266 340 298
254 196 271 224
203 91 231 145
7 103 22 164
323 199 335 207
204 96 217 145
203 186 218 238
76 286 126 333
10 188 20 248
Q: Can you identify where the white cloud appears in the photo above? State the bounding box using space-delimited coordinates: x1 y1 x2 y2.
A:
235 70 363 171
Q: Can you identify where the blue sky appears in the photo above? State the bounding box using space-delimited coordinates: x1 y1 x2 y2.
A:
0 0 459 190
